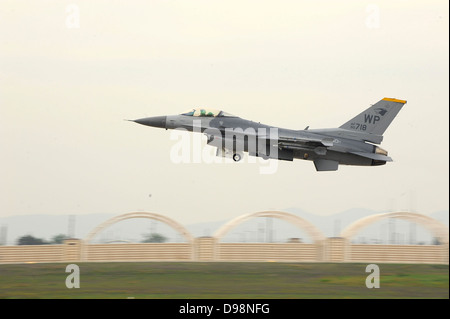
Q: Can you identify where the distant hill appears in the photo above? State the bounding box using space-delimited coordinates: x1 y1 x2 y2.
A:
430 210 449 226
282 207 380 237
0 209 448 245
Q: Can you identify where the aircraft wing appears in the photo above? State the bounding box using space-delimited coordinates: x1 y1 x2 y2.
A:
277 136 336 147
205 129 338 151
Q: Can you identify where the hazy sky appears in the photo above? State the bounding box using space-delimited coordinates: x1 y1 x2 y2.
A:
0 0 448 226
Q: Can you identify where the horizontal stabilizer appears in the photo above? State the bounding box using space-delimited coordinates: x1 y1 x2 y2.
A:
307 128 383 144
350 152 393 162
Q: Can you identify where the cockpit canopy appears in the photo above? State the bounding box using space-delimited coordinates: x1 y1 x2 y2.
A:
181 108 236 117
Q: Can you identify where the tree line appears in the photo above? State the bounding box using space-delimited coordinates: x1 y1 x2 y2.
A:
12 232 168 245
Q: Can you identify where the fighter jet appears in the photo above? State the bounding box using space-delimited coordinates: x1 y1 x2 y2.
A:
131 97 406 171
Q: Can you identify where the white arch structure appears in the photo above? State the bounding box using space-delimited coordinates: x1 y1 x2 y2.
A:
340 212 449 244
213 211 326 242
84 212 194 244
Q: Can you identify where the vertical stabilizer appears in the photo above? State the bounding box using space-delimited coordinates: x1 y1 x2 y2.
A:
339 98 406 135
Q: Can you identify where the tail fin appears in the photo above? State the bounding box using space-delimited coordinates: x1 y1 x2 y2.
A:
340 98 407 135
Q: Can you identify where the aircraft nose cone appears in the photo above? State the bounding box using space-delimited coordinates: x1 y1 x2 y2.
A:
134 116 167 129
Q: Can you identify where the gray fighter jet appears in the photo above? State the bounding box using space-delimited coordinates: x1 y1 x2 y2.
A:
131 97 406 171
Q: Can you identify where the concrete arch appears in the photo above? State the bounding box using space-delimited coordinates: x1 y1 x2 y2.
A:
340 212 449 244
213 211 326 243
84 212 194 243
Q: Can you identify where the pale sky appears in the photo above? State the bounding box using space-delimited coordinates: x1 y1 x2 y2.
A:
0 0 448 226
